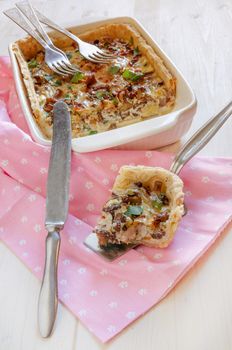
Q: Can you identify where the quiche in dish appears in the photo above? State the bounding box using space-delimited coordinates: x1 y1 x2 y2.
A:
12 23 176 139
94 166 184 248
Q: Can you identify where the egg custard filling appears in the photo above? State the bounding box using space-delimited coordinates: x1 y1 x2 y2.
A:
13 23 176 138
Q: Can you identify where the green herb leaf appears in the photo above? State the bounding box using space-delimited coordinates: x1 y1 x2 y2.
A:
53 80 62 86
71 72 84 83
122 69 143 82
125 205 143 217
44 74 54 81
95 91 109 100
112 97 118 106
152 199 163 211
64 94 71 99
83 124 91 130
133 46 139 56
108 65 120 75
88 130 98 135
129 36 134 45
28 59 38 68
66 53 73 59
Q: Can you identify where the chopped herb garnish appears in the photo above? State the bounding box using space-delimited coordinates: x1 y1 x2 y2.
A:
129 36 134 45
88 130 98 135
54 80 62 86
108 65 120 75
95 90 109 100
112 97 118 106
66 53 73 59
125 205 143 217
133 46 140 56
44 74 54 81
71 72 84 83
152 199 163 211
83 124 91 130
122 69 143 82
28 59 38 68
64 94 71 99
68 85 73 90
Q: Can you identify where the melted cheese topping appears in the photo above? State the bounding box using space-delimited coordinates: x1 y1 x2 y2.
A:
28 37 175 137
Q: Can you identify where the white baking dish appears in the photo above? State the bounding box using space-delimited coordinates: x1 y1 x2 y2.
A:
9 16 197 152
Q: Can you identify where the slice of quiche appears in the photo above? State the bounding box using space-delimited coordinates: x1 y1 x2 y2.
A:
94 166 184 248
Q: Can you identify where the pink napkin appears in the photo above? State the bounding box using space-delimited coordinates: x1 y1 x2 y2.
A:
1 56 232 342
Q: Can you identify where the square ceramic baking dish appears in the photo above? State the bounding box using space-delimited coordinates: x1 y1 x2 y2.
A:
9 16 197 153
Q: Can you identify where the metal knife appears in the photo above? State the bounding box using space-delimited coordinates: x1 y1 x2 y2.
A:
38 101 71 338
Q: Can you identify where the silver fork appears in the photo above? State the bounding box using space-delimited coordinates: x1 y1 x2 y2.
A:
4 8 77 76
15 1 78 74
34 9 115 64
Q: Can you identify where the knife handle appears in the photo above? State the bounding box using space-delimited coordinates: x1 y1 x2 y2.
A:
38 230 61 337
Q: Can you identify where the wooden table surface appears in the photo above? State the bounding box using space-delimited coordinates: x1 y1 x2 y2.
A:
0 0 232 349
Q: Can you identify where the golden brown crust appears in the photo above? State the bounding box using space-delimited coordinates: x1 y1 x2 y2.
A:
12 42 45 131
12 23 176 139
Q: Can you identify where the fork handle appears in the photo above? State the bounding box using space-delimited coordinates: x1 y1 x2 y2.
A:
4 8 49 49
38 230 61 338
35 9 82 45
16 1 54 47
170 100 232 175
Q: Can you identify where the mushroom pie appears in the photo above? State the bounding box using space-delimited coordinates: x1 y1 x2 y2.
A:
94 166 184 248
12 23 176 138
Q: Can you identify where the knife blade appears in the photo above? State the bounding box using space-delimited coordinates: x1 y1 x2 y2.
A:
38 101 71 338
45 101 71 228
